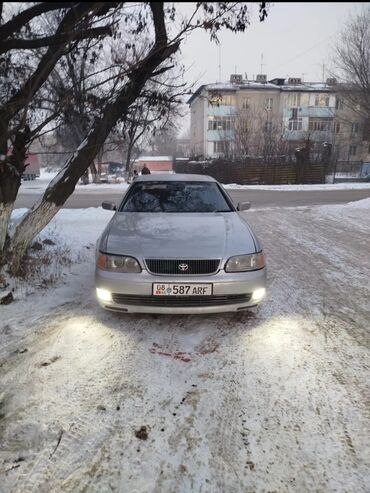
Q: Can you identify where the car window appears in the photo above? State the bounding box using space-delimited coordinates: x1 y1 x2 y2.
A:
119 181 233 213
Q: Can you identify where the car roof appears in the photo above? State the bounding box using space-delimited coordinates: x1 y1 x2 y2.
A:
135 173 216 182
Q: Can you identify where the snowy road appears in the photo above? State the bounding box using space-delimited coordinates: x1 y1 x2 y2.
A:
1 202 369 492
15 170 370 209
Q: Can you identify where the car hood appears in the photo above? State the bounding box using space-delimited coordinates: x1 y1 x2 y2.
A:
101 212 258 260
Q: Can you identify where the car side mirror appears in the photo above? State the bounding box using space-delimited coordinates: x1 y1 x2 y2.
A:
102 201 116 211
237 201 251 211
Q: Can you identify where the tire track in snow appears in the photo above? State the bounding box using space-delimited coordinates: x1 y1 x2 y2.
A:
1 307 146 493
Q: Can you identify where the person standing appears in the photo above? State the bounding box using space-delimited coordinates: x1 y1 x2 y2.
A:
141 163 151 175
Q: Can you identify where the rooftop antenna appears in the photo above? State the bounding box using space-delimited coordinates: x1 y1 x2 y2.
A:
260 53 265 73
322 63 325 82
218 43 222 82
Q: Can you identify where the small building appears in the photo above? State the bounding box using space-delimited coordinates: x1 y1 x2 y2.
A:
134 156 173 173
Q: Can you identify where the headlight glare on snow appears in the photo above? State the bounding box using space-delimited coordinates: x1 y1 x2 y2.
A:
97 253 141 273
225 251 265 272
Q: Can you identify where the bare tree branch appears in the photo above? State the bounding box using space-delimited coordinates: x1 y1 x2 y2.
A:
0 25 112 54
0 2 70 42
0 3 115 120
29 112 62 140
150 2 167 46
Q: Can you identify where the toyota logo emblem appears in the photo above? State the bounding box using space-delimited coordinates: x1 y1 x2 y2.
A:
178 263 188 271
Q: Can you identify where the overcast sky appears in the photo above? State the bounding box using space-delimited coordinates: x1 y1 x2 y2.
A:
177 2 366 135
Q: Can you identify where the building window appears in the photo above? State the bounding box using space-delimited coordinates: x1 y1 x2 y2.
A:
315 94 330 107
349 144 357 156
309 119 331 131
242 97 250 109
335 97 343 110
334 122 340 134
213 141 230 154
222 94 235 106
351 122 359 134
208 116 233 131
288 118 302 131
265 98 273 110
291 108 298 119
214 94 235 106
208 92 235 107
289 93 301 107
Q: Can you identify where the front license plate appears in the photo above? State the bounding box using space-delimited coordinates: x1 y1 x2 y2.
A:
153 283 213 296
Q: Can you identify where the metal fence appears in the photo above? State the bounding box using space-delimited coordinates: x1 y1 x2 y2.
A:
326 161 369 183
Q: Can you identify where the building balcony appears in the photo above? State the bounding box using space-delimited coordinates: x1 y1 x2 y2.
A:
207 105 235 117
207 130 234 141
283 130 334 143
283 107 335 118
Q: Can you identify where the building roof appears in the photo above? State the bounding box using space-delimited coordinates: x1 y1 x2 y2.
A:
280 82 332 92
187 79 334 104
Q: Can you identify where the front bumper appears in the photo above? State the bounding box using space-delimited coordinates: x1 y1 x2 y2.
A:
95 267 267 314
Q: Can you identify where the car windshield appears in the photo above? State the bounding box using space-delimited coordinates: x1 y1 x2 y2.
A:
119 181 233 213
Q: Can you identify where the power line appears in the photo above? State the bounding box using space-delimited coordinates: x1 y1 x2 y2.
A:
270 33 336 73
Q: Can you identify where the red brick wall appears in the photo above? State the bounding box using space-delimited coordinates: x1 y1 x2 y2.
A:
136 160 173 171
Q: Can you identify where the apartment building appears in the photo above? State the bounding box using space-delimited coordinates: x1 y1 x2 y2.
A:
188 74 366 162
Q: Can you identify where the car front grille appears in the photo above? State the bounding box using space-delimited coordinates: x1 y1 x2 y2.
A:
145 259 220 275
111 293 251 307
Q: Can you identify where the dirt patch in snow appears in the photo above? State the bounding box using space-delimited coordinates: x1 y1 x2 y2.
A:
135 425 149 440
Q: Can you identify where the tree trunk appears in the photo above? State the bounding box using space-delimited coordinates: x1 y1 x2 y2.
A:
95 148 103 183
0 203 13 256
0 125 30 253
9 201 61 274
125 144 133 173
8 39 180 272
90 161 98 183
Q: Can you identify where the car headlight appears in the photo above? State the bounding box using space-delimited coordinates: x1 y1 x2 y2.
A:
96 253 141 273
225 251 265 272
96 288 112 302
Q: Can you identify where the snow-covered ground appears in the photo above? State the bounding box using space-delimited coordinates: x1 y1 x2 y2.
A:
19 169 130 194
1 200 369 492
19 168 370 193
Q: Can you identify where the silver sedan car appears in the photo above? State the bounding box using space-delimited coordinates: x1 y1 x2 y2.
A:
95 174 266 314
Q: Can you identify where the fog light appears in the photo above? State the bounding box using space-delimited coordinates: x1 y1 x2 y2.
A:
252 287 266 302
96 288 112 302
